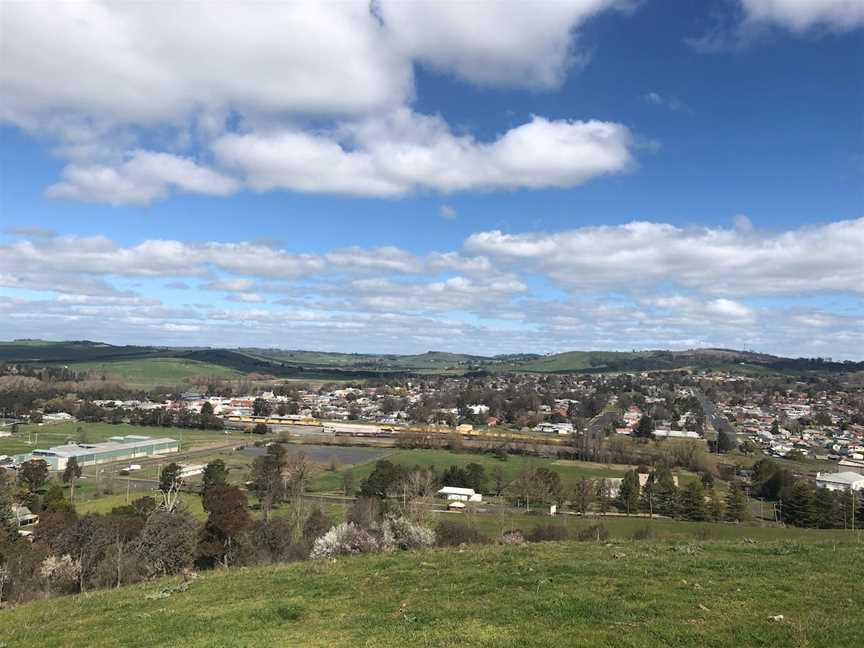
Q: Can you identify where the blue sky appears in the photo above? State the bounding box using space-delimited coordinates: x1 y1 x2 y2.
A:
1 1 862 358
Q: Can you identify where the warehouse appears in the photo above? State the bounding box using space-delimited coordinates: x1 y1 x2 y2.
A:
25 435 179 471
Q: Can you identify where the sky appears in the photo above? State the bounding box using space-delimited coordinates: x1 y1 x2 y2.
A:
0 0 862 359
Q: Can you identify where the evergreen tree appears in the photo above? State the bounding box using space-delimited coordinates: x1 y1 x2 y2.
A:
725 481 751 522
62 457 82 503
201 459 228 506
639 472 655 517
653 466 679 517
813 487 842 529
617 470 640 515
707 487 724 522
782 481 817 528
634 415 655 439
678 480 707 521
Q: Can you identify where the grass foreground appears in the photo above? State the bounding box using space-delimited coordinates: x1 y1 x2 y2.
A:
3 539 862 648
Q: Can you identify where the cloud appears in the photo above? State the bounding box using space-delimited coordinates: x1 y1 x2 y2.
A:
2 219 862 359
733 213 753 232
2 226 57 239
641 92 687 112
377 0 626 89
740 0 864 32
464 217 864 295
1 1 635 204
440 205 457 220
214 111 635 197
45 151 239 205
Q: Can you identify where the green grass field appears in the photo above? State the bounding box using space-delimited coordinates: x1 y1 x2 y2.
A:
306 449 649 493
69 357 242 388
3 539 861 647
0 422 233 456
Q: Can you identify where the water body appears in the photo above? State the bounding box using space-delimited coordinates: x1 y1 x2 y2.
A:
240 443 389 466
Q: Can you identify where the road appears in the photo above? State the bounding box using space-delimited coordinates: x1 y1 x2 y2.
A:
695 391 737 447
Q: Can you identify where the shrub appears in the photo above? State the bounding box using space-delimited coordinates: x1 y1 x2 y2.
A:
575 524 609 542
40 554 81 595
309 523 378 560
435 520 490 547
526 523 571 543
497 530 525 545
380 516 435 551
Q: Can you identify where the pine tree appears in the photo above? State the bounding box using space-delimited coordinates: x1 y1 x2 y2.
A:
678 480 707 521
782 481 817 528
725 481 751 522
653 466 679 517
617 470 640 515
707 487 724 522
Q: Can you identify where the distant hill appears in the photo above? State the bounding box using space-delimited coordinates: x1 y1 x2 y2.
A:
0 340 860 382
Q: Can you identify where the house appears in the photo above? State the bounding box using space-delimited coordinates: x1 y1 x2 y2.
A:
815 471 864 492
9 505 39 526
437 486 482 502
534 422 574 435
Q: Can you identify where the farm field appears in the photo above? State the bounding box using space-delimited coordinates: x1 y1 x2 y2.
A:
68 358 242 388
306 447 667 493
0 422 233 456
3 539 861 648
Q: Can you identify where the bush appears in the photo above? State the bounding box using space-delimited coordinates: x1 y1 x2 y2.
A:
497 530 525 545
380 516 435 551
40 554 81 595
575 524 609 542
309 523 378 560
526 523 571 543
435 520 490 547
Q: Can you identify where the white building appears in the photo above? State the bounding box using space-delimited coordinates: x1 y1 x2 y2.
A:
437 486 482 502
815 471 864 492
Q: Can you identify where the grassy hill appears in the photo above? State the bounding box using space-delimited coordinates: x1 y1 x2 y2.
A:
2 340 860 381
69 358 242 388
3 539 861 647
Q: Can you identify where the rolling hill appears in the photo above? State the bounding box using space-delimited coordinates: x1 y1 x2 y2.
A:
1 340 860 385
3 539 861 647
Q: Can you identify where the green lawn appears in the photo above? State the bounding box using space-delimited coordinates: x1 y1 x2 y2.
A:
3 539 861 647
0 422 233 456
307 448 675 493
68 357 242 388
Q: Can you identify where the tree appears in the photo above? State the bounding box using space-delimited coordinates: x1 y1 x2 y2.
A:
135 509 198 577
201 459 228 504
43 483 74 513
678 480 707 521
725 482 751 522
157 463 183 512
1 468 16 536
62 457 82 503
360 460 405 499
285 452 310 499
197 484 251 568
782 481 817 528
250 444 286 520
617 470 640 515
634 415 655 439
302 507 331 544
342 470 355 496
252 398 272 417
18 459 49 493
251 423 270 435
707 487 724 522
639 472 655 517
573 477 594 517
490 466 506 496
653 467 679 517
464 463 487 492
